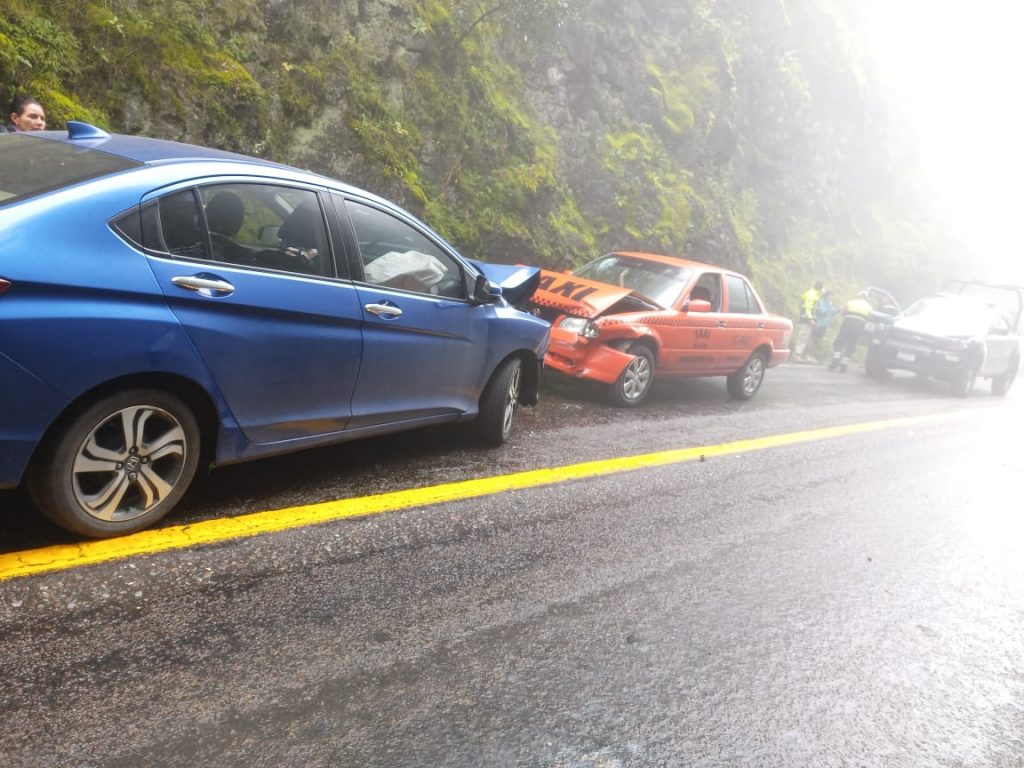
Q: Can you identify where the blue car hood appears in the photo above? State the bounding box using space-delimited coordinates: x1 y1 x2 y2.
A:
470 261 541 305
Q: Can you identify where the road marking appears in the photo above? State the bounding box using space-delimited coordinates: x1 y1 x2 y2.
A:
0 412 959 581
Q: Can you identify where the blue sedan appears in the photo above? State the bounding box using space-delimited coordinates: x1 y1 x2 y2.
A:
0 123 549 538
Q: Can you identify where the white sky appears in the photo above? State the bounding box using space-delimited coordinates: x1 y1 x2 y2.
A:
859 0 1024 286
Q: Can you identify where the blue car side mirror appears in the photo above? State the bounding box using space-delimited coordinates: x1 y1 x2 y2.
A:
473 274 503 304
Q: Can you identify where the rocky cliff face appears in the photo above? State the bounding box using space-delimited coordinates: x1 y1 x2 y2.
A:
2 0 948 308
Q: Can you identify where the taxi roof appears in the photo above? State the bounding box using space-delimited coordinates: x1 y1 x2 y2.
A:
611 251 741 275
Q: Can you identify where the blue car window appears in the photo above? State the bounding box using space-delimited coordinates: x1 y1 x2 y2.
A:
346 200 465 299
198 184 333 278
157 189 209 260
0 134 140 208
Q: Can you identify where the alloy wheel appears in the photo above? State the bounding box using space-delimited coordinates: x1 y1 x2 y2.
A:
622 354 652 401
502 363 522 439
742 356 765 396
71 405 189 523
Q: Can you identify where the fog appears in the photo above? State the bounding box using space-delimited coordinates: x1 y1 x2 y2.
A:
861 0 1024 286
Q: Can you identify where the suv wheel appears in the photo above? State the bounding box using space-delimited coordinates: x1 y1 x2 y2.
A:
991 354 1019 396
865 348 887 380
950 360 980 398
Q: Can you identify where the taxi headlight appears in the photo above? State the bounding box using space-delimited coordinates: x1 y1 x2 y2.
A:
559 316 599 339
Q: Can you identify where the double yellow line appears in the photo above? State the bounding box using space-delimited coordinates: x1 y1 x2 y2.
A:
0 412 957 581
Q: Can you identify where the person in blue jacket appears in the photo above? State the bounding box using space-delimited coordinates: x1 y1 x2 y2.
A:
806 289 838 362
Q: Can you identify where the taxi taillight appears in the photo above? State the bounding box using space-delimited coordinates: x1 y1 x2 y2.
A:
0 278 10 295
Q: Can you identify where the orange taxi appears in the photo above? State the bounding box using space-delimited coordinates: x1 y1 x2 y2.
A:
529 252 792 405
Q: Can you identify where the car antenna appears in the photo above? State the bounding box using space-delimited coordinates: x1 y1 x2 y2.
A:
67 121 111 141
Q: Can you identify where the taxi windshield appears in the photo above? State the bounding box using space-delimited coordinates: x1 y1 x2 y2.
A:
574 254 691 307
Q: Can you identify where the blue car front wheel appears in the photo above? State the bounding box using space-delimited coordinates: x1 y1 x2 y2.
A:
27 389 201 538
474 357 522 447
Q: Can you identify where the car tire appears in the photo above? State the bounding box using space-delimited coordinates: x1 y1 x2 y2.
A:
608 344 655 407
865 348 887 380
991 354 1019 396
474 357 522 447
949 359 980 398
26 389 201 538
727 351 767 400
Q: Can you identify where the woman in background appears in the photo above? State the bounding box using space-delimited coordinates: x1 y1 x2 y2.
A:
3 95 46 132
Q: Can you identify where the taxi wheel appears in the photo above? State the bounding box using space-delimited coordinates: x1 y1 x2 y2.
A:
26 389 201 538
608 344 654 407
727 352 766 400
474 357 522 447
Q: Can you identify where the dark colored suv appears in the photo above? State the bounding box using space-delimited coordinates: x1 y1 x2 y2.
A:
865 293 1020 397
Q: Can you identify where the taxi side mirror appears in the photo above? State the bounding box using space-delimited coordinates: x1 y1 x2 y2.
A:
686 298 712 313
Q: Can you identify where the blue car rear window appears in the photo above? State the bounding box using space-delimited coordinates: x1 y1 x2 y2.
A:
0 134 141 208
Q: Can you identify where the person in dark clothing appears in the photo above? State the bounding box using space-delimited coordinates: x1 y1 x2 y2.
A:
829 291 874 372
3 95 46 132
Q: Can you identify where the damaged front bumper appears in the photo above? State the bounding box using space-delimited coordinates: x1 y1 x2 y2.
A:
544 327 634 385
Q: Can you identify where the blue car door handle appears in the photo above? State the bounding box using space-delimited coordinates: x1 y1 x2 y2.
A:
171 275 236 296
365 302 403 319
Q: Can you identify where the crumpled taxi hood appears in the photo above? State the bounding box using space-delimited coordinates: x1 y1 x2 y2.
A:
531 269 647 318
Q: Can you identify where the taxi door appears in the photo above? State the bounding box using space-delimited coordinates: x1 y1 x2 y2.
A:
720 273 771 367
661 272 732 375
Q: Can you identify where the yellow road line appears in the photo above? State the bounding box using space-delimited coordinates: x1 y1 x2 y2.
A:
0 412 958 581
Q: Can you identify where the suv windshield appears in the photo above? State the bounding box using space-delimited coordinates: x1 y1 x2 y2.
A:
0 134 140 208
575 254 691 307
903 295 995 336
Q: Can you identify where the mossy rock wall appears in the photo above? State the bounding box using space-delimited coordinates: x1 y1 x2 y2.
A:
1 0 951 315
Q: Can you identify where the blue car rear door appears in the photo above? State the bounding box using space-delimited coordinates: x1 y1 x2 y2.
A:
141 180 363 444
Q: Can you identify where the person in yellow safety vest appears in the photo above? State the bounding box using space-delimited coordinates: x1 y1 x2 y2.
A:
794 280 824 360
829 291 875 372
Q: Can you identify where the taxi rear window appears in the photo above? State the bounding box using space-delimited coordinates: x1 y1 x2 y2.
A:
0 133 141 208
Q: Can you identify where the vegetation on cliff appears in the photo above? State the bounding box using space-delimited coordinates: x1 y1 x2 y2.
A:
1 0 948 312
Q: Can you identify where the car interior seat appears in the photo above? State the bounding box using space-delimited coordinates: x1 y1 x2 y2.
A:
266 201 328 275
204 191 246 263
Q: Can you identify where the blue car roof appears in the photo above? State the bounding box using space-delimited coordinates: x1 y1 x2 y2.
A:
27 127 289 168
10 125 451 248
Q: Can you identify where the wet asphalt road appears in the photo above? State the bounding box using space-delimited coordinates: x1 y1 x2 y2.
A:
1 363 1022 767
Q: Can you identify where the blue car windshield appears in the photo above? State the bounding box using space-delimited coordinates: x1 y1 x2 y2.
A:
574 254 691 307
0 134 140 208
